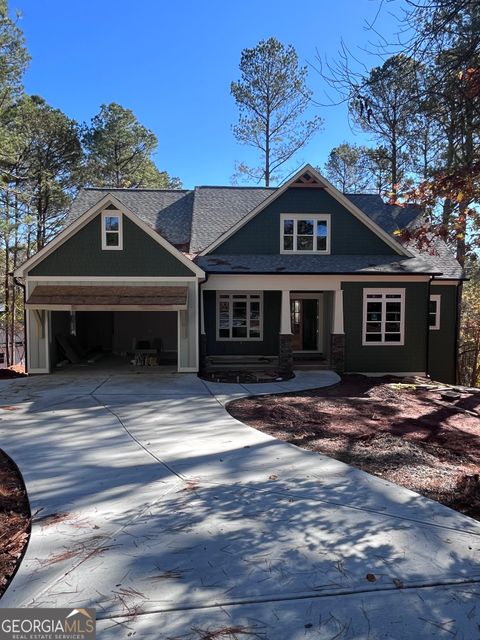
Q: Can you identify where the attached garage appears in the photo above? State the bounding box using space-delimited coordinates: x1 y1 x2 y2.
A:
25 282 200 373
15 192 205 374
50 310 178 368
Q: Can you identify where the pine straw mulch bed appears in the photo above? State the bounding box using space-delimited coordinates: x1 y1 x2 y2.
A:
0 449 30 596
228 375 480 521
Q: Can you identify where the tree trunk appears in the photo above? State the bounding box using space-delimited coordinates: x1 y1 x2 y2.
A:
4 241 10 367
265 114 270 187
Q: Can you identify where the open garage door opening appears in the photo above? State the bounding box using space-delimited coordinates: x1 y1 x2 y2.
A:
50 310 178 371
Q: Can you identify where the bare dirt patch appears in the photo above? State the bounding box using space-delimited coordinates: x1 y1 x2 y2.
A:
0 449 30 596
228 375 480 521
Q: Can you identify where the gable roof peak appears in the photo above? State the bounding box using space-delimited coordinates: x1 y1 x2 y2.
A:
198 163 412 257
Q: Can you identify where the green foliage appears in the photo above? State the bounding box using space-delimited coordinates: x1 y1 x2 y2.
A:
459 260 480 386
323 143 370 193
0 0 29 109
350 54 419 195
231 37 322 186
82 103 180 188
1 95 83 248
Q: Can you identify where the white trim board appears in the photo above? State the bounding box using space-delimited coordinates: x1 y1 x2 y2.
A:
203 274 431 292
429 294 441 330
199 164 411 257
280 213 331 255
362 288 405 347
26 305 187 312
15 193 205 278
101 210 123 250
216 291 264 342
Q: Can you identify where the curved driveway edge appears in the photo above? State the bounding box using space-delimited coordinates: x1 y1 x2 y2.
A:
0 370 479 639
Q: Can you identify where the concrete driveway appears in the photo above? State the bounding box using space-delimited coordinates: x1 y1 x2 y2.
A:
0 370 479 639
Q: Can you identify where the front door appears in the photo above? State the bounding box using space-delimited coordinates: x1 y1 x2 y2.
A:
290 298 319 351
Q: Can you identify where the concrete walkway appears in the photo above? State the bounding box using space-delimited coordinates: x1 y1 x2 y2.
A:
0 370 479 639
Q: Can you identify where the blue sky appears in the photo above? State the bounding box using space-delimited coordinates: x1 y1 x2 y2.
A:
17 0 399 188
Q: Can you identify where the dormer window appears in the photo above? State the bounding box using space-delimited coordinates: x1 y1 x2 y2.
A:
101 211 123 250
280 214 330 254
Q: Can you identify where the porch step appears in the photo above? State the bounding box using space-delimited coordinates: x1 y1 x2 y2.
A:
205 355 279 371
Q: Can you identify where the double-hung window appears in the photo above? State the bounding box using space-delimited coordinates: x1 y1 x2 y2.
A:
363 289 405 345
101 211 123 250
281 214 330 253
217 293 263 340
429 294 441 330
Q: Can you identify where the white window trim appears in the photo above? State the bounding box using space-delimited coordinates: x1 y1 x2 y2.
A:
280 213 331 255
101 211 123 250
362 288 405 346
429 294 441 330
216 291 263 341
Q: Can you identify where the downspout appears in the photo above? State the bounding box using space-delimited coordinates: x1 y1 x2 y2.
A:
426 277 432 379
12 274 27 374
198 273 208 374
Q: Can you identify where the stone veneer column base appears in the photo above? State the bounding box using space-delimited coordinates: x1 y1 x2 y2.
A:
279 334 293 375
199 334 207 373
330 333 345 373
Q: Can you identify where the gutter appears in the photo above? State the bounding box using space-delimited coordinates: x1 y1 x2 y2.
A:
426 277 432 379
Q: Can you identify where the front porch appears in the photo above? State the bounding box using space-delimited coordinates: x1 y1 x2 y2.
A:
201 276 345 375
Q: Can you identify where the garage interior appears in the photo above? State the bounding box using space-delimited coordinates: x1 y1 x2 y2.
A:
50 310 178 370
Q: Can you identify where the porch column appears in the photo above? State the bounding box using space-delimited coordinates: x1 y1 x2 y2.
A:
199 287 207 373
279 290 293 375
26 308 50 373
331 289 345 373
332 289 344 334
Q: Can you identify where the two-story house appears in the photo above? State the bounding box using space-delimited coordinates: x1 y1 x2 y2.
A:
15 165 463 383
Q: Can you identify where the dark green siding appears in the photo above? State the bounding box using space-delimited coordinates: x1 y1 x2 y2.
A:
428 285 458 384
211 188 398 256
30 214 194 277
204 290 281 355
342 281 429 373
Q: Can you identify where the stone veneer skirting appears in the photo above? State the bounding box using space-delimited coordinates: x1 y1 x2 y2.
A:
330 333 345 373
279 334 293 375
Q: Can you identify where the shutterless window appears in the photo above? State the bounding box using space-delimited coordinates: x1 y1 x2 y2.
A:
363 289 405 345
429 294 441 330
281 215 330 253
102 211 123 250
217 293 263 340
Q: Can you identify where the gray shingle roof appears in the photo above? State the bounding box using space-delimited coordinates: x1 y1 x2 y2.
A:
346 194 420 233
69 188 193 247
66 185 463 279
189 186 274 253
195 254 443 275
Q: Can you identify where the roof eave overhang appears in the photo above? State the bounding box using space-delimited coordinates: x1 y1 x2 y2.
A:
201 270 442 277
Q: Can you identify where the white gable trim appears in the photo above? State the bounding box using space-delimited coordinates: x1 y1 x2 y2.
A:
15 193 205 278
199 164 411 257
